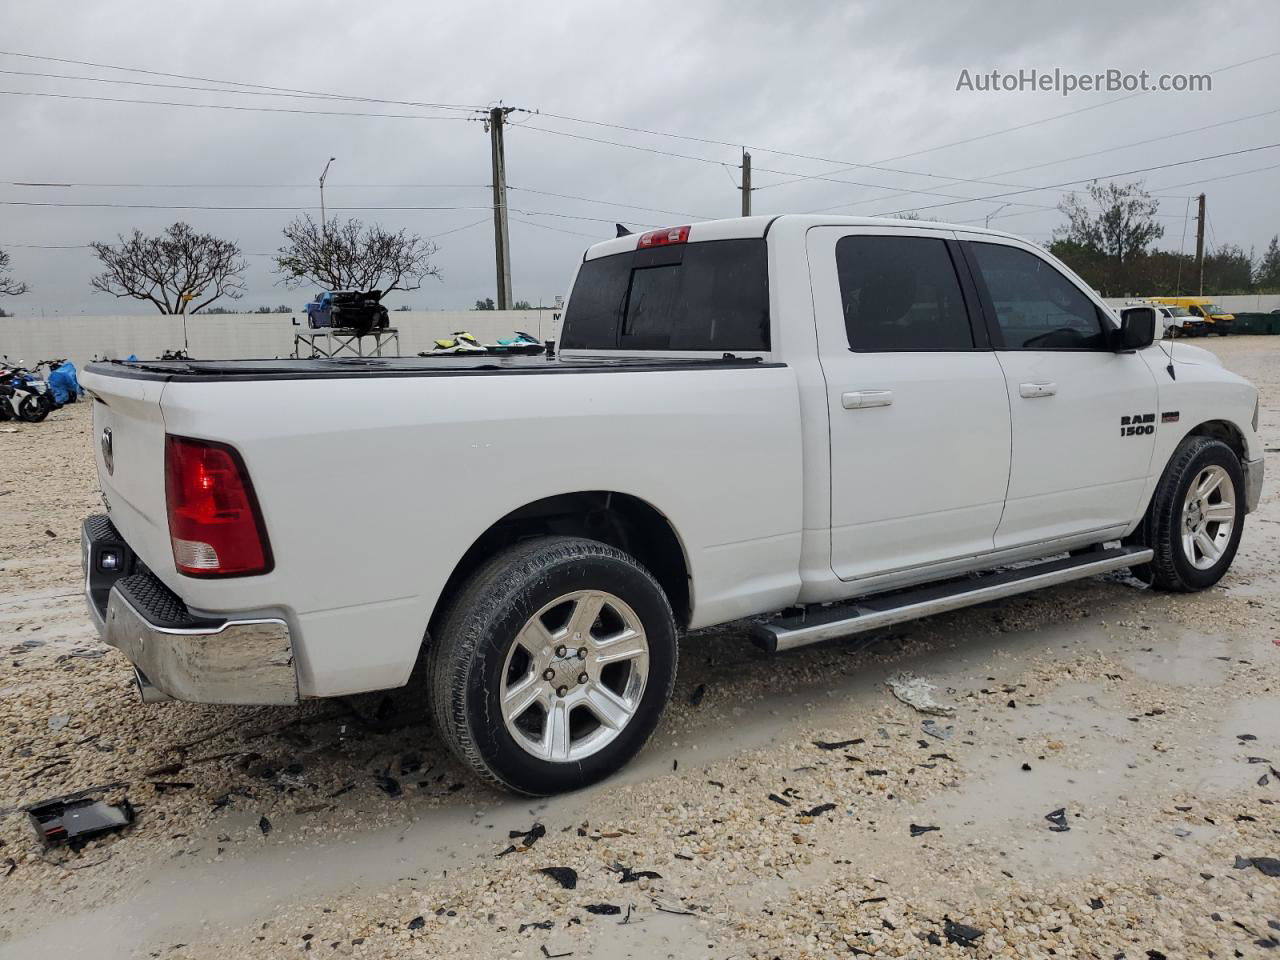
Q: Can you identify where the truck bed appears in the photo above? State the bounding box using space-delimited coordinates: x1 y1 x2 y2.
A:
84 354 778 382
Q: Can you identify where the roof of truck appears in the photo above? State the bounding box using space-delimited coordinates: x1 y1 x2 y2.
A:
584 215 1023 260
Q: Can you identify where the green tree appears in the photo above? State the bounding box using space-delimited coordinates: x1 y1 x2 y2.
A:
512 299 533 310
1256 234 1280 289
473 297 495 310
1051 180 1164 295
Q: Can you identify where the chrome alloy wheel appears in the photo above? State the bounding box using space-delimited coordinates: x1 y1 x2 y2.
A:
1180 464 1236 570
499 590 650 763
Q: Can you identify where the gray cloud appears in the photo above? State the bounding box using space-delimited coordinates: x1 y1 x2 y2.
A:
1 0 1277 314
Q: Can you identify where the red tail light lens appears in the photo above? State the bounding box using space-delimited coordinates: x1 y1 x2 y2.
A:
637 225 690 248
164 435 272 577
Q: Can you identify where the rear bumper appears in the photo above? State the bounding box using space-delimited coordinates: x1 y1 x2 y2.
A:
1243 457 1265 514
82 516 299 706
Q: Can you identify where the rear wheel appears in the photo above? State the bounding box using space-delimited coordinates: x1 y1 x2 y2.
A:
1130 436 1244 591
428 537 677 795
18 394 50 422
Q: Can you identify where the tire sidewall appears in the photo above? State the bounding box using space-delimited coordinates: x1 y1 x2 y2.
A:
462 547 676 795
1164 442 1245 590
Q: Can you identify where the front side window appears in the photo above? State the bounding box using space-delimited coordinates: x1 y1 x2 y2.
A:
835 235 974 351
969 242 1108 350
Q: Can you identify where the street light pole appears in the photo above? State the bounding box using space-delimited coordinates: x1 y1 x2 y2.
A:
985 203 1011 228
319 157 336 229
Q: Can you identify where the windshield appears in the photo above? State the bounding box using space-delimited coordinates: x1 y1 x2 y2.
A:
1167 306 1193 317
1205 303 1226 315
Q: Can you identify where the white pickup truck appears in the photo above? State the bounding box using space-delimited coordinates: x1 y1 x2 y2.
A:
80 216 1264 795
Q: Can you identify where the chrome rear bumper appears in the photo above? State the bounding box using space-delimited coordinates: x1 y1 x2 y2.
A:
82 516 299 706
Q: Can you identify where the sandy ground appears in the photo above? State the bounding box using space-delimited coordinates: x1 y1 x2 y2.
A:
1 338 1278 959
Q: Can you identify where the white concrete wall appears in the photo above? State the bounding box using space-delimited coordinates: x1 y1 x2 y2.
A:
0 310 563 371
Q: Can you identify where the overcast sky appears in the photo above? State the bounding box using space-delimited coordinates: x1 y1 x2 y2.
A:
1 0 1278 315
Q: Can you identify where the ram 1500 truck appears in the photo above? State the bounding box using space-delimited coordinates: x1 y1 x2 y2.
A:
80 216 1265 795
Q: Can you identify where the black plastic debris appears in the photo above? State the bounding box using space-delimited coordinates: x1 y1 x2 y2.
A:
518 921 553 933
1234 856 1280 877
27 795 134 849
539 867 579 890
944 919 984 947
584 903 621 915
501 822 547 855
541 946 573 959
910 824 940 837
374 773 402 797
1045 808 1070 832
258 815 272 835
399 753 422 776
813 738 863 750
407 916 425 930
1147 951 1168 960
3 858 16 877
1021 763 1032 771
1239 734 1258 741
1247 757 1271 764
801 803 836 818
690 684 707 706
865 769 888 777
1089 898 1104 910
925 931 942 945
1260 775 1271 787
767 793 791 807
616 864 661 883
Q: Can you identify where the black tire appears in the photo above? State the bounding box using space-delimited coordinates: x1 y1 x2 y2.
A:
18 394 50 423
1129 436 1245 592
427 536 678 795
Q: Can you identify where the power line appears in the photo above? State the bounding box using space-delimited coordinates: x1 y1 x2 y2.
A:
5 181 490 189
0 49 482 113
508 186 711 221
508 215 603 240
876 141 1280 218
0 88 474 121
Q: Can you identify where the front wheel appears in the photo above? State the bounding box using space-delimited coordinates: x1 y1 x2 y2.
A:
428 537 677 795
18 394 51 422
1131 436 1245 591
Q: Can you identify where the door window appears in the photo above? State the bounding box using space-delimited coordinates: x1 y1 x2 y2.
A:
835 235 974 352
968 242 1108 350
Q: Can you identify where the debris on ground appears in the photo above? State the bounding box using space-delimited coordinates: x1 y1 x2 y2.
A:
801 803 836 817
910 823 940 837
614 864 661 883
583 904 621 915
886 672 955 716
1233 856 1280 877
689 683 706 706
258 815 272 836
921 719 953 740
812 737 863 750
499 822 547 856
1045 808 1071 832
538 867 578 889
26 794 134 849
944 918 985 947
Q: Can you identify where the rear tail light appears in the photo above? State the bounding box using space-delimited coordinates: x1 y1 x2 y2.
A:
164 435 272 577
637 225 690 248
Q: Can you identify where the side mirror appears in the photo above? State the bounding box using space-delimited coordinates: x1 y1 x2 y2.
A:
1115 306 1156 351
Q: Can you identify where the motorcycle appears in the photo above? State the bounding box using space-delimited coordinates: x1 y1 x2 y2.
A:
0 361 56 423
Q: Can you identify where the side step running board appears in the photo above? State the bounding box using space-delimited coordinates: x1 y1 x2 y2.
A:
753 546 1153 653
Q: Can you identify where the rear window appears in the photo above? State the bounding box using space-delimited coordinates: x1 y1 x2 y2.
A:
560 238 770 351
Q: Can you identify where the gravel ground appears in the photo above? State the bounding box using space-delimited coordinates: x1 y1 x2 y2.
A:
1 338 1278 959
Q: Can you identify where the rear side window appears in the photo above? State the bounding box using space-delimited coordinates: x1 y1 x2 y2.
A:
561 238 769 351
968 242 1108 350
835 235 974 352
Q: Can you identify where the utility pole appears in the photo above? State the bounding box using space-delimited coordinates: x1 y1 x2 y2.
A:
740 150 752 217
1194 192 1206 296
319 157 336 230
488 107 514 310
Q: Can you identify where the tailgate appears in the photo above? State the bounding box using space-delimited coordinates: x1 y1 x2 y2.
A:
82 369 175 579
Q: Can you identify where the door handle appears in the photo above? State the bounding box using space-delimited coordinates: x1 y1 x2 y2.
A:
842 389 894 409
1018 381 1057 399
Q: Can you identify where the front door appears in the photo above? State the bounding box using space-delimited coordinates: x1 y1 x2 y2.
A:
957 235 1159 548
807 226 1012 582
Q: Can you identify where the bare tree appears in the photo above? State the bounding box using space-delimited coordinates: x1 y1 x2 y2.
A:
90 222 246 314
0 247 29 297
274 215 440 298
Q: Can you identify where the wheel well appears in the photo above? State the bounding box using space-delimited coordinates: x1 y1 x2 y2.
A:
1186 420 1246 461
432 492 692 632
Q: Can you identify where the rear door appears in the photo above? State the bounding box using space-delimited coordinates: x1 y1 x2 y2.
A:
807 226 1012 581
957 235 1159 548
